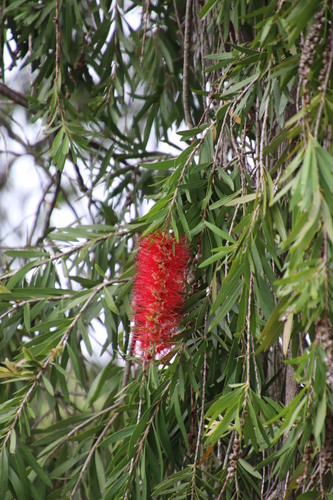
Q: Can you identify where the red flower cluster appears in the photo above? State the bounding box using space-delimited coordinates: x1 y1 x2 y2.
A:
132 231 189 359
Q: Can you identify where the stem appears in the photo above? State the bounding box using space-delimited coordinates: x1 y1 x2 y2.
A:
140 0 150 67
191 347 207 499
183 0 194 128
314 31 333 139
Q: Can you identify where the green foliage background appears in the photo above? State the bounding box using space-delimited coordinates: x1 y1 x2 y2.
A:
0 0 332 498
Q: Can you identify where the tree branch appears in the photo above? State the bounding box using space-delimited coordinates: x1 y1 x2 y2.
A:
183 0 194 128
38 169 62 243
0 82 29 108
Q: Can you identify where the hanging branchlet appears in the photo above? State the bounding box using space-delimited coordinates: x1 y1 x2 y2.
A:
314 27 333 138
316 319 333 388
297 436 314 487
183 0 194 128
322 412 333 473
217 434 241 500
298 5 327 111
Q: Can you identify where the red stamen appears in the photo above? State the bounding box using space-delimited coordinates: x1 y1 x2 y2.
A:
132 231 189 359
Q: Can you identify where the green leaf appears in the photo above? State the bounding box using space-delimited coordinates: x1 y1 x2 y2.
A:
23 303 30 332
199 0 219 19
322 200 333 244
101 426 135 447
104 286 119 314
206 402 239 444
18 440 53 487
222 73 260 98
314 391 326 440
256 297 289 353
282 312 293 356
210 258 243 315
297 492 322 500
141 158 175 171
209 279 243 330
152 467 192 496
238 458 262 479
199 246 234 268
204 221 236 243
271 205 287 241
95 449 106 493
49 127 64 157
224 193 257 207
0 448 8 493
177 124 209 138
279 150 303 184
6 261 41 290
316 142 333 192
171 391 189 449
9 429 16 455
128 406 152 458
209 189 242 209
205 387 245 421
42 375 55 396
5 249 50 258
156 408 174 462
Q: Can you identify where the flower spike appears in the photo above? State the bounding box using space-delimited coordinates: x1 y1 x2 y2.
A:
132 231 189 359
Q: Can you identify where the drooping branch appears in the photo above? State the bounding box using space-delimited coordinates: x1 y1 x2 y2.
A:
0 229 130 281
1 277 130 453
183 0 194 128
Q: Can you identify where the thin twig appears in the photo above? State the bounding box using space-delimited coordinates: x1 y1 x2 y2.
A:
0 116 29 147
213 103 232 167
53 0 65 122
140 0 150 67
38 170 62 242
183 0 194 128
259 60 272 183
0 83 29 108
69 410 120 500
123 380 172 499
27 176 54 245
191 346 207 499
173 0 184 39
245 271 253 393
261 448 266 500
314 31 333 139
0 294 72 322
55 0 60 85
124 362 146 500
42 402 122 460
222 431 235 470
72 162 88 192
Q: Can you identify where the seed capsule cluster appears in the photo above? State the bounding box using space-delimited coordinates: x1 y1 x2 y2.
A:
298 6 329 105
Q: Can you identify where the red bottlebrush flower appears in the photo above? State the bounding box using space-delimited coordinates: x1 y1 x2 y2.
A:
132 231 189 359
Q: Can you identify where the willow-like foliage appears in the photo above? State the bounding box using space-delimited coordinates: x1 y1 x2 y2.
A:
0 1 332 498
